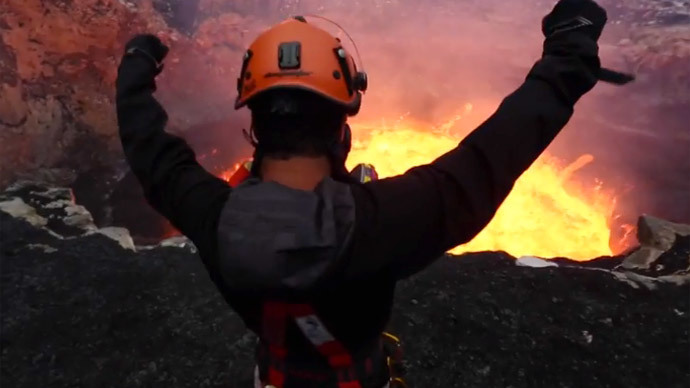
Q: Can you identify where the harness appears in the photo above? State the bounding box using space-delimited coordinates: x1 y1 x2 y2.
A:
226 161 405 388
259 301 381 388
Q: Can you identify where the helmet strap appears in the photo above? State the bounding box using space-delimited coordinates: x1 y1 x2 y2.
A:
236 49 254 96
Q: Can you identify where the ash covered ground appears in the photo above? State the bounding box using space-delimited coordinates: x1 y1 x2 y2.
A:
1 204 689 388
1 183 689 388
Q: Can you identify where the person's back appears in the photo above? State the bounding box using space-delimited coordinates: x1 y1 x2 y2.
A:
219 87 398 386
115 1 611 386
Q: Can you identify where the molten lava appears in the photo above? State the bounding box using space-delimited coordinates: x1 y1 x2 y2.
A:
345 113 625 261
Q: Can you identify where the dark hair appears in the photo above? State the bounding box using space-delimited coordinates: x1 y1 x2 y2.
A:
248 89 347 159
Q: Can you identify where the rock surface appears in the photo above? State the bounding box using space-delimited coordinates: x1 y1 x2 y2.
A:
622 214 690 278
638 214 690 251
0 0 256 187
623 245 665 269
1 183 689 388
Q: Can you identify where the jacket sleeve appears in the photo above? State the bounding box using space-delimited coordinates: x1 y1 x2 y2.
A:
115 55 231 265
345 46 600 280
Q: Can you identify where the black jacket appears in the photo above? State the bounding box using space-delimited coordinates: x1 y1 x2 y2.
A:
116 33 599 385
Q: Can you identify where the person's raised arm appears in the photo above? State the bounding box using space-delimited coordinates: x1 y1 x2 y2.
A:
345 0 608 279
115 35 231 254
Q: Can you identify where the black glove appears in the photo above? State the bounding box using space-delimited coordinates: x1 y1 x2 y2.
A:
117 34 169 98
123 34 169 75
542 0 607 42
529 0 607 104
541 0 607 60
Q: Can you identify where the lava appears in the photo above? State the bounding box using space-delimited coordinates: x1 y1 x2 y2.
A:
345 113 629 261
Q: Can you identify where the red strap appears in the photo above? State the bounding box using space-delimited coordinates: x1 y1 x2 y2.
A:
261 301 363 388
262 301 288 349
262 302 288 388
267 368 285 388
340 383 365 388
288 304 363 388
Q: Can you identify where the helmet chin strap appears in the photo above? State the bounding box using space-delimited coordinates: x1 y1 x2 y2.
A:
328 123 356 183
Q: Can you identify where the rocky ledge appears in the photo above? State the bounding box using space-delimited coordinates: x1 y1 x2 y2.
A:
1 182 689 388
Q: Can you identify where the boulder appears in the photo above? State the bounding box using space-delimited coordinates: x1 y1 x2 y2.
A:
621 216 690 280
637 214 690 251
0 197 48 227
0 181 143 252
650 234 690 276
622 246 665 270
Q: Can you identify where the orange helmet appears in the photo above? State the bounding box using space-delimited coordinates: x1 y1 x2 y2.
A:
235 16 368 116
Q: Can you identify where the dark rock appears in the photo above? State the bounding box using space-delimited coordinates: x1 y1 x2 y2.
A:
390 253 690 388
0 211 255 388
2 217 687 388
622 217 690 277
0 208 56 257
0 182 94 237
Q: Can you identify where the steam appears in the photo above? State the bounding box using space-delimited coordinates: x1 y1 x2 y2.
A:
160 0 688 223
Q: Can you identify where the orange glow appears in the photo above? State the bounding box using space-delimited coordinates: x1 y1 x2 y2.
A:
346 113 626 261
220 163 242 181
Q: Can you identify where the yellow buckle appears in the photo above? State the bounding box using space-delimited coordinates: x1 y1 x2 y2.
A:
382 332 407 387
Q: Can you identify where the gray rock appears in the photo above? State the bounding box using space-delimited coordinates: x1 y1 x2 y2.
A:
638 215 690 251
516 256 559 268
62 204 96 231
622 246 665 270
94 227 136 251
0 197 48 227
159 236 197 253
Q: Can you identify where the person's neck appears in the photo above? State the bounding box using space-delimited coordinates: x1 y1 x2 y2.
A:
260 155 331 191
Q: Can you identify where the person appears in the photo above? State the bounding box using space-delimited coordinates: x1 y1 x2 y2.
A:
115 1 608 387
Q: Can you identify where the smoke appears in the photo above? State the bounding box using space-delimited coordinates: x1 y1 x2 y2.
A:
161 0 689 223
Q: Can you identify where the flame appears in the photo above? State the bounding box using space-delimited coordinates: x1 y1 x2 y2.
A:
346 113 626 261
